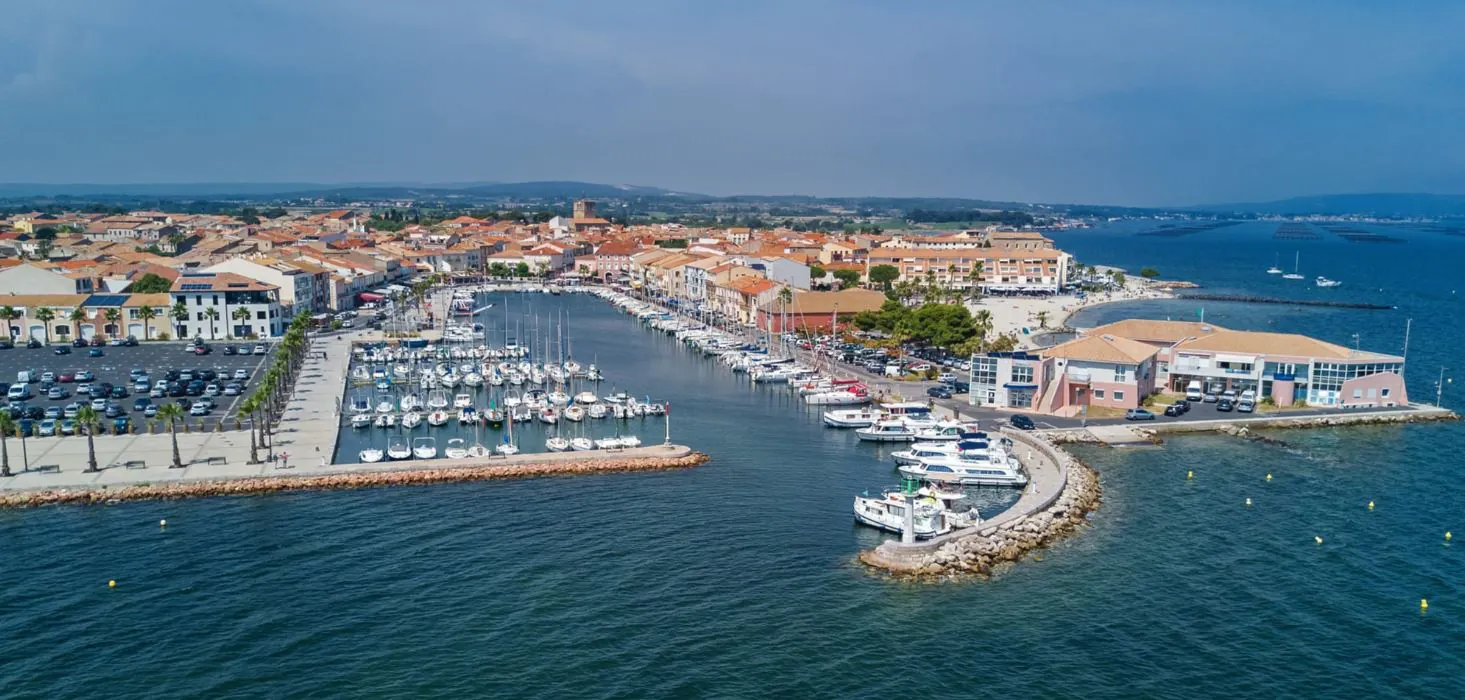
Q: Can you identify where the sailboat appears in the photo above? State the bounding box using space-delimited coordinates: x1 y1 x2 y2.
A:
1267 253 1283 275
1282 251 1305 280
495 412 520 456
467 419 491 458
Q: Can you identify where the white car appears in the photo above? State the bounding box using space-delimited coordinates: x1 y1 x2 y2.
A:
189 403 210 416
90 398 107 411
232 369 249 380
150 387 166 398
76 384 93 396
252 345 267 355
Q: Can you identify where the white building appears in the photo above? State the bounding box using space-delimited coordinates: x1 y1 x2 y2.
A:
169 271 285 339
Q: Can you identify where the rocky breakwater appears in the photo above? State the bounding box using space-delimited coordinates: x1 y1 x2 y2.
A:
0 449 710 510
859 434 1102 579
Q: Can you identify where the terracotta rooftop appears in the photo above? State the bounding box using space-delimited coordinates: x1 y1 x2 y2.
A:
1175 329 1401 361
1083 319 1225 344
1042 334 1159 365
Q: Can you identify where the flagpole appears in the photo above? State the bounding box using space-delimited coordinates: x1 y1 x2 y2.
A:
663 401 671 446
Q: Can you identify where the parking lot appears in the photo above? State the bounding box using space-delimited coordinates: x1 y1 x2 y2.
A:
0 340 276 435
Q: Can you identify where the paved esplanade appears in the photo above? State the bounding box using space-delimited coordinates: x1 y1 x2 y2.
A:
0 334 351 491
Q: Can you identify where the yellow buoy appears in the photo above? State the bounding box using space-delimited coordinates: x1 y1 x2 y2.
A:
1265 473 1273 482
1421 598 1429 611
108 580 116 588
1245 497 1252 507
1187 470 1194 480
1367 501 1375 511
1314 536 1324 545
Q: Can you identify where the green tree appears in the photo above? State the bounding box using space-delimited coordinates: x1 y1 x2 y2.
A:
1139 267 1160 279
832 269 861 289
128 273 174 293
514 262 531 278
868 264 899 291
156 403 186 468
1036 310 1049 329
1111 270 1127 287
966 261 984 301
76 405 101 472
170 300 189 337
233 307 252 336
204 307 220 339
68 307 86 341
34 307 54 344
489 262 509 278
137 305 157 340
0 306 16 342
0 412 14 477
809 265 826 281
104 308 122 337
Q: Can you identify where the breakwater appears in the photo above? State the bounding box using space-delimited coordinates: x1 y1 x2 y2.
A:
0 448 709 509
1175 293 1394 310
859 432 1102 578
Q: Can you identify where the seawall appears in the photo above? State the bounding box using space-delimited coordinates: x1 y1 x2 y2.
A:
0 446 708 509
859 430 1102 578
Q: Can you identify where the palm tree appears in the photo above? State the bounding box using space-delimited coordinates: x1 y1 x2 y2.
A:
104 308 122 338
0 412 15 477
68 307 86 342
239 395 260 463
1036 310 1050 329
0 305 16 342
232 307 252 339
156 403 186 468
138 305 157 340
34 307 55 344
76 405 101 473
966 261 984 301
170 300 189 338
204 307 220 340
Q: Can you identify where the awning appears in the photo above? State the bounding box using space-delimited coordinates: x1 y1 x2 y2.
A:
1003 383 1038 389
357 292 385 302
1215 353 1256 364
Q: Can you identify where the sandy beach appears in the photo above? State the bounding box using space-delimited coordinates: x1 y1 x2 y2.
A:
968 275 1176 349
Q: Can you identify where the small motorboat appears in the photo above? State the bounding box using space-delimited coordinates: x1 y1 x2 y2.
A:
587 404 608 419
375 400 394 414
359 447 385 463
457 407 478 425
571 437 595 451
547 391 571 406
401 411 422 429
562 406 585 422
546 436 570 452
412 437 438 460
444 438 469 459
453 393 474 409
374 413 396 428
575 391 597 404
427 410 450 427
351 414 372 429
386 439 412 460
538 407 558 424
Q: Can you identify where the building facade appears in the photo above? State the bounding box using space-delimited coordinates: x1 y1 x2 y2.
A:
169 271 285 339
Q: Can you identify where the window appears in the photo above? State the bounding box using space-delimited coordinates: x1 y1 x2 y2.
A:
194 295 202 305
1094 389 1105 399
1382 388 1391 398
196 312 204 321
1011 364 1034 384
1352 389 1363 399
212 295 219 305
1114 366 1128 382
257 311 266 320
1114 390 1125 401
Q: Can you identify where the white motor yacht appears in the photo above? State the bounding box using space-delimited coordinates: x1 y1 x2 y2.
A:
823 408 882 428
911 423 977 442
899 453 1028 487
453 393 474 409
890 437 998 466
359 447 385 463
856 420 918 442
804 389 870 406
852 487 980 538
412 437 438 460
547 391 571 406
444 438 469 459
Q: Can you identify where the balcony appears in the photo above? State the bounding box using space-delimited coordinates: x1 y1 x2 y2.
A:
1173 363 1258 378
1066 369 1091 384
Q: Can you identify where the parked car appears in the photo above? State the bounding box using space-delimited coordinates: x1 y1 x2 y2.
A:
89 337 105 347
133 398 153 411
1164 401 1189 417
54 346 70 355
223 383 241 396
58 372 74 383
194 345 211 355
41 371 55 383
1010 414 1037 430
1217 398 1235 412
143 404 159 418
189 402 210 416
105 403 125 419
72 337 89 347
88 348 104 357
1203 392 1219 403
27 338 43 348
75 370 94 382
110 386 129 399
222 345 237 355
233 369 249 381
60 419 77 435
37 419 57 436
1125 408 1157 421
204 383 221 397
46 386 66 400
925 386 952 399
89 398 107 411
43 406 61 419
63 402 81 419
252 345 267 355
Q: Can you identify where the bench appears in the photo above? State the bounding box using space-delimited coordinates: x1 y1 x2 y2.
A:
124 460 147 470
191 456 228 466
30 465 60 474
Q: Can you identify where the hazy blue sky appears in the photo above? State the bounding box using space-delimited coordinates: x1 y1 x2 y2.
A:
3 1 1464 206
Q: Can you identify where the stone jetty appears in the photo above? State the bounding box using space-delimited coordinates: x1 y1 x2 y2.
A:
0 447 709 510
859 431 1102 579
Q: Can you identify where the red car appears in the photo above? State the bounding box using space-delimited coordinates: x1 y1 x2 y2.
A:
58 372 75 383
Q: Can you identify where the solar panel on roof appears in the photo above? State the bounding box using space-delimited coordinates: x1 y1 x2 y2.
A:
179 283 213 291
83 294 132 306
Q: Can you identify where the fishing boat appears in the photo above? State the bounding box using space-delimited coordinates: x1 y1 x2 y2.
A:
359 447 385 463
562 405 586 422
571 437 595 451
351 414 372 429
1282 251 1305 280
387 438 412 460
1315 276 1342 287
401 411 422 429
546 436 570 452
445 438 469 459
412 437 438 459
427 410 450 427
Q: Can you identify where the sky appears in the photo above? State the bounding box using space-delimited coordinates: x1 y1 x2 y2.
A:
3 0 1465 206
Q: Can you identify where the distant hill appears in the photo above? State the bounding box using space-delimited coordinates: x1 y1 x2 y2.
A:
0 180 694 200
1197 193 1465 218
